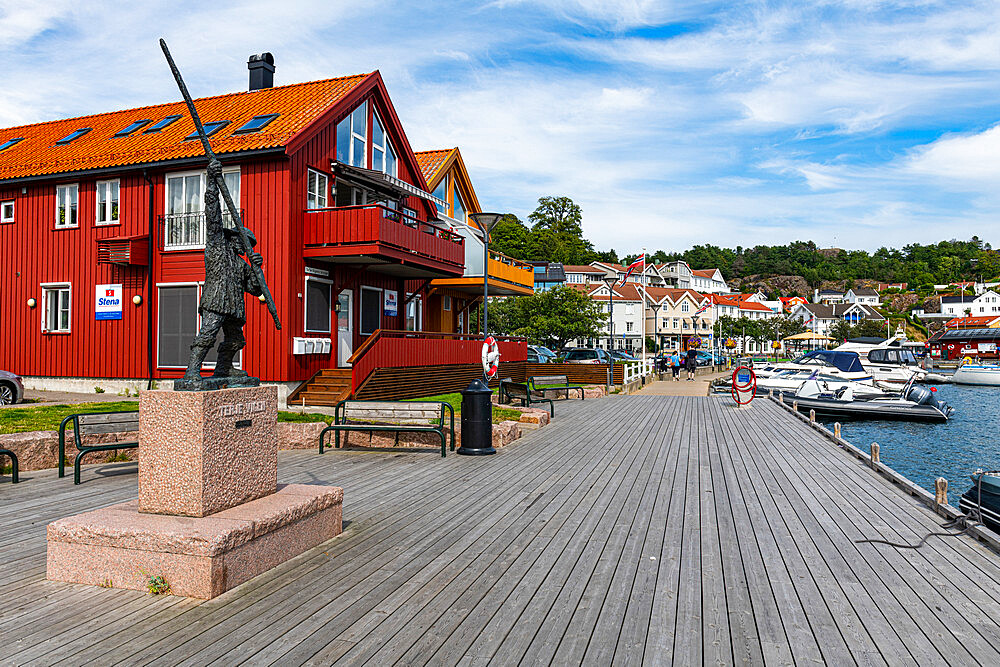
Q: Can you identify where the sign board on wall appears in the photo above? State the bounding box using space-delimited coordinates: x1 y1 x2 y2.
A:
95 284 123 321
980 343 997 352
384 290 398 317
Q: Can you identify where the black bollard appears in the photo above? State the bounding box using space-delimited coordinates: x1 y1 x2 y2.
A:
458 378 495 455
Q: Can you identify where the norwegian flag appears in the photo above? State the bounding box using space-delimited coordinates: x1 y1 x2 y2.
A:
619 254 645 285
694 303 710 315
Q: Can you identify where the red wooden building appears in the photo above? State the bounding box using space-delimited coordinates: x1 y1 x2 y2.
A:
0 56 525 404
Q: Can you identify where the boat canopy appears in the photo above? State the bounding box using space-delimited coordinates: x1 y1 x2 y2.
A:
791 350 866 373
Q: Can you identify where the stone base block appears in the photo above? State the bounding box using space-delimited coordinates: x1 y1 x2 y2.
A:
47 484 342 599
139 385 278 517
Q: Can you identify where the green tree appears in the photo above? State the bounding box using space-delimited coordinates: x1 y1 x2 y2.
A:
487 285 606 351
528 196 584 236
489 214 531 259
830 320 853 342
852 319 887 338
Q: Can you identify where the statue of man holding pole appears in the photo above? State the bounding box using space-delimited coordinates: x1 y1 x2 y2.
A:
177 159 264 389
161 38 281 391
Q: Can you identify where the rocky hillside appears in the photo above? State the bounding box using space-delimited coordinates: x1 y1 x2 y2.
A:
728 274 810 296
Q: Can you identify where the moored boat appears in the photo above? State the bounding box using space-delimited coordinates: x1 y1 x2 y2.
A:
951 360 1000 386
959 471 1000 533
780 378 953 423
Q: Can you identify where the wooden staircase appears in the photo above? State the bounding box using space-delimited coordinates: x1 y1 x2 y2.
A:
288 368 353 407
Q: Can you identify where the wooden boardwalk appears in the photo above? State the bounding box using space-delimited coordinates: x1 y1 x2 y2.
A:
3 396 1000 665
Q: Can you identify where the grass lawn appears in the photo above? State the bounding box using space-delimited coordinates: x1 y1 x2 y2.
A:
404 392 523 423
0 400 334 434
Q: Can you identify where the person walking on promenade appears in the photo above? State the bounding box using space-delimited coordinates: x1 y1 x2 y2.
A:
671 350 681 381
686 346 698 381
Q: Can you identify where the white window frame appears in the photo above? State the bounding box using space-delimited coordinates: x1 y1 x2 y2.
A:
56 184 78 228
371 110 396 177
360 285 383 336
304 276 333 334
155 282 241 369
0 199 13 223
405 293 423 331
337 101 369 168
443 295 452 311
41 282 71 333
681 302 690 313
95 179 120 225
164 167 240 250
307 168 329 209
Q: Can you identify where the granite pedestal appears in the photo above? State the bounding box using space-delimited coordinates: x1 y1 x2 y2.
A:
46 386 343 599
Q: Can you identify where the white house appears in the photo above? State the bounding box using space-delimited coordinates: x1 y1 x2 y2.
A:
789 302 885 338
940 290 1000 318
571 283 647 353
656 262 728 293
845 288 881 306
562 264 607 286
645 287 713 351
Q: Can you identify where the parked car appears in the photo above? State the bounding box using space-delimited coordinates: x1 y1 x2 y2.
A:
560 348 611 364
695 350 722 367
529 344 557 358
611 350 638 362
0 371 24 405
528 345 557 363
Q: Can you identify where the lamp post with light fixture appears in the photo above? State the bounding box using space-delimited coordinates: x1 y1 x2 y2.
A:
468 213 504 344
602 276 617 387
459 212 504 456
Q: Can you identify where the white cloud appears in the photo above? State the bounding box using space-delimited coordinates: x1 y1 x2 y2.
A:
905 124 1000 184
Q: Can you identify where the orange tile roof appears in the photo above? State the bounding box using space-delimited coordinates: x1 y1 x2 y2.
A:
563 264 606 273
0 73 372 182
945 316 1000 328
413 148 454 186
691 268 720 279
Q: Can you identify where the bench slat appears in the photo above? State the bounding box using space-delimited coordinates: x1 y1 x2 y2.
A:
79 422 139 435
345 408 441 419
344 401 442 412
531 375 569 384
77 412 139 425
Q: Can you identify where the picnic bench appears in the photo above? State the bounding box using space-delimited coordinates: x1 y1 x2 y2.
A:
0 448 17 483
499 379 555 417
528 374 585 401
59 410 139 484
319 400 455 457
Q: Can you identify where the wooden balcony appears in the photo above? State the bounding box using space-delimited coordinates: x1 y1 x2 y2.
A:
303 205 465 278
431 251 535 297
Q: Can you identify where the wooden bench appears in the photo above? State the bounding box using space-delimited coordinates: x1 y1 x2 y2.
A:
59 411 139 484
0 449 17 483
319 400 455 457
499 379 554 417
528 374 585 401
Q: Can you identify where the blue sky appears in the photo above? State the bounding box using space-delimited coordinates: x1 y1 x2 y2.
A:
3 0 1000 255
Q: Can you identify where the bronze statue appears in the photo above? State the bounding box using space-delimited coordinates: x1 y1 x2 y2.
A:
161 39 281 391
177 160 264 389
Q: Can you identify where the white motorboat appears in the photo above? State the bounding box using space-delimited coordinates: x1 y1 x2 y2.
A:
834 336 927 385
754 350 872 383
785 377 953 423
756 369 888 399
951 360 1000 386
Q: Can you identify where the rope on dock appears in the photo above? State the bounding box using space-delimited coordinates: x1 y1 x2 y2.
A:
856 475 985 550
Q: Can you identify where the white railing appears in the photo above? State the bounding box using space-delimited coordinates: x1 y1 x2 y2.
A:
621 358 657 385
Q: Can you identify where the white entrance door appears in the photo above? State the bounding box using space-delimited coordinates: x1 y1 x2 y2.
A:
337 289 353 366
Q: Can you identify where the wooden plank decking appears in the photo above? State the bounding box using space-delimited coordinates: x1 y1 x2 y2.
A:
3 396 1000 665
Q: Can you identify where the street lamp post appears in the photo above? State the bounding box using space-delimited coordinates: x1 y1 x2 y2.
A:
468 213 504 353
602 277 617 387
649 302 662 372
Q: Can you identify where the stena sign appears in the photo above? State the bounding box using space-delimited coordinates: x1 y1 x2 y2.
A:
384 290 398 317
95 284 123 321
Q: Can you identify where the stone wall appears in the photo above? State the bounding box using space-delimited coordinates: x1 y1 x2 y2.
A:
0 430 138 472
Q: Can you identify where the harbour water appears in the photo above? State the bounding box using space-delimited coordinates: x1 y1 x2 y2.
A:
826 383 1000 498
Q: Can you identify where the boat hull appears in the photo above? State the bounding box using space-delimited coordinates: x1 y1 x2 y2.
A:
782 396 949 423
951 365 1000 386
960 485 1000 534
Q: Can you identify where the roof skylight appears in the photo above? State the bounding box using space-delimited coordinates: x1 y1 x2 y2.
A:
114 119 152 137
0 137 24 152
185 121 230 141
55 128 91 145
143 115 182 134
233 114 279 134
